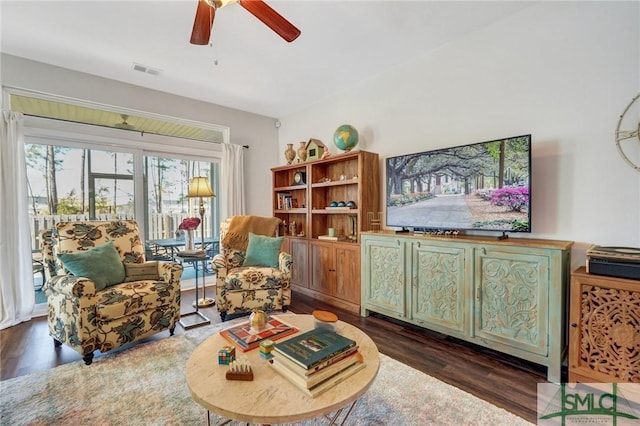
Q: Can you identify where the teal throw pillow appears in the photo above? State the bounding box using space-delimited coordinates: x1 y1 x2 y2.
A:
58 241 126 291
243 232 284 268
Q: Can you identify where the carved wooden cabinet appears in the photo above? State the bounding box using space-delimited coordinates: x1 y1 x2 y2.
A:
569 267 640 383
361 232 572 382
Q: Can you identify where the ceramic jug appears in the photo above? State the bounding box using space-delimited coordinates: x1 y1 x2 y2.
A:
249 309 268 331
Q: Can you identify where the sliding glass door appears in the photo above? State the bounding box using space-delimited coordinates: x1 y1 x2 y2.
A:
25 141 220 308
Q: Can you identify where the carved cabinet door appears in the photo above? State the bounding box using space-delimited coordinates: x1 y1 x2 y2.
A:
411 242 467 335
473 247 549 356
361 236 406 318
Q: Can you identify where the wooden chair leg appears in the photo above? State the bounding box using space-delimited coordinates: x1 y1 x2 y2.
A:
82 352 94 365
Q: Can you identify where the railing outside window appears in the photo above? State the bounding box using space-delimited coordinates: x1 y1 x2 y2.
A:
28 212 216 251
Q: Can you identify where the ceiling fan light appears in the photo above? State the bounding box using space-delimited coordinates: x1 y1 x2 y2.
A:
205 0 236 8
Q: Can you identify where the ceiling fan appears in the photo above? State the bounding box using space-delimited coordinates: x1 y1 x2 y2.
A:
114 114 135 130
190 0 301 45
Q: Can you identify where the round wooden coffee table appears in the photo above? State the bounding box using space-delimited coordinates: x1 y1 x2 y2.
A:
185 314 380 424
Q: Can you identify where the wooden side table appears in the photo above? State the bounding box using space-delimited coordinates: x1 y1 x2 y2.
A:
569 266 640 383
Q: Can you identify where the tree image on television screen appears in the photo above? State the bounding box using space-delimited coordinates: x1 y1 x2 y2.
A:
386 136 530 231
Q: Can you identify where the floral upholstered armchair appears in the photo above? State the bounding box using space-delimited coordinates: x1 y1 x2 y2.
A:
41 220 183 365
212 216 292 321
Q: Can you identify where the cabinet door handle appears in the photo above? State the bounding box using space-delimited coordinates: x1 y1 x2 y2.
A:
476 287 481 300
570 323 577 328
397 240 401 246
481 247 486 255
416 241 421 248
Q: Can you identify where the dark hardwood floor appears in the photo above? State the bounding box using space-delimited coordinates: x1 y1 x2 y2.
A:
0 289 552 423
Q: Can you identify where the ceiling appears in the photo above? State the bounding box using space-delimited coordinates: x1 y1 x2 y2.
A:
1 1 534 119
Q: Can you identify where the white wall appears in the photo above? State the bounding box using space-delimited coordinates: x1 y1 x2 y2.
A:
278 2 640 267
1 54 278 217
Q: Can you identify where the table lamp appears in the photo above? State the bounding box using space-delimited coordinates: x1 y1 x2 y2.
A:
187 176 216 307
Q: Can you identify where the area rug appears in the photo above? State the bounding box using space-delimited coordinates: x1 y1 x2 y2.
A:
0 319 532 425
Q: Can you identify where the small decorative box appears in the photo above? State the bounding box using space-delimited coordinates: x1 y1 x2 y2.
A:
260 339 274 354
312 310 338 331
218 345 236 365
259 339 275 359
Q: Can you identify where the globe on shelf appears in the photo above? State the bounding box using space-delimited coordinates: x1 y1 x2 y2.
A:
333 124 359 152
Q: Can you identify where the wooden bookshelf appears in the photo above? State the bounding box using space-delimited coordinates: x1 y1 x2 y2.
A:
272 150 379 313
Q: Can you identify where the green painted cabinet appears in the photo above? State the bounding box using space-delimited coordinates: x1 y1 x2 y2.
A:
361 232 572 382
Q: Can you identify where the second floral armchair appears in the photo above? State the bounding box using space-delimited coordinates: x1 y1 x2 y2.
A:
212 215 291 321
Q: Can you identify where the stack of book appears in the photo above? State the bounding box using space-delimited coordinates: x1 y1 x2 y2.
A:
276 193 298 210
269 328 365 397
220 317 299 352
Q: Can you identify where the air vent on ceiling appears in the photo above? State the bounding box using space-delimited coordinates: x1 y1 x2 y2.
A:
132 63 161 76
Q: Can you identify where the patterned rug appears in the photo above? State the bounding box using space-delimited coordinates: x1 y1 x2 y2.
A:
0 318 532 425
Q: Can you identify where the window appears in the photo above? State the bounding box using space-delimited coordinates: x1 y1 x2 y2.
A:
25 141 220 307
144 155 220 241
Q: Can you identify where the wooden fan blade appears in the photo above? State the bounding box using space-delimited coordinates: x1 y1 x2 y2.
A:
190 0 215 45
239 0 301 42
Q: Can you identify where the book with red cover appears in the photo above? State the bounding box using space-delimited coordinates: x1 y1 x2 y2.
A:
220 317 299 352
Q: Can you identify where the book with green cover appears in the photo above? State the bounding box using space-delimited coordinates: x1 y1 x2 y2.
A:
273 328 356 369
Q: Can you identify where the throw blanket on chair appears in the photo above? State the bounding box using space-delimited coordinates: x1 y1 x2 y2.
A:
222 216 282 251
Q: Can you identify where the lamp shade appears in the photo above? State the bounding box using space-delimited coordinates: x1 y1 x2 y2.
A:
188 177 215 198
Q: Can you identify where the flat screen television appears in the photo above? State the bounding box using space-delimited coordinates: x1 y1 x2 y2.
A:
385 134 531 236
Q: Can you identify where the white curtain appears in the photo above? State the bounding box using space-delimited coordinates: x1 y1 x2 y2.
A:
220 143 245 218
0 111 34 329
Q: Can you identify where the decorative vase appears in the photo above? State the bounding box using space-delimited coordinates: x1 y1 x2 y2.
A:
284 143 296 165
184 230 195 251
250 309 268 331
297 141 307 163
